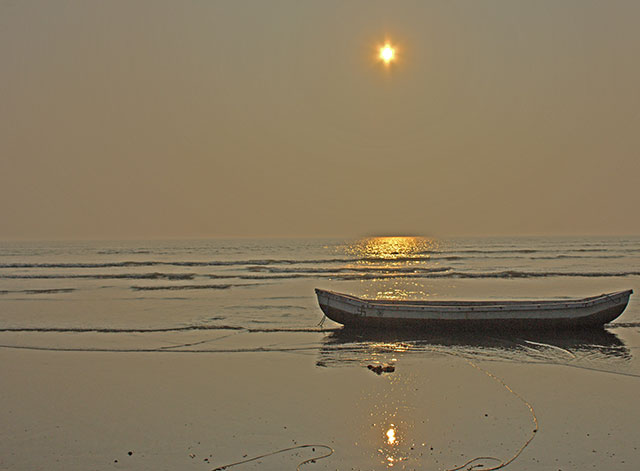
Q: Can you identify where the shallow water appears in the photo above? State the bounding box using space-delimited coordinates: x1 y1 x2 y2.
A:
1 236 639 377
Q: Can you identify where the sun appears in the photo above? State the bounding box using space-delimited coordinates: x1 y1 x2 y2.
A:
379 43 395 65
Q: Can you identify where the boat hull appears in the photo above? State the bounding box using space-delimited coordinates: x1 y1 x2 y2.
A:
315 288 632 330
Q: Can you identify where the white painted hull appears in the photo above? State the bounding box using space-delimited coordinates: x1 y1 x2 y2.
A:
315 288 633 330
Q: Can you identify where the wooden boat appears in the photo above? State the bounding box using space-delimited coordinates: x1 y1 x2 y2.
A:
315 288 633 330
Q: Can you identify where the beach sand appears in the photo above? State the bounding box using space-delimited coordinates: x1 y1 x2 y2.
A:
2 330 639 471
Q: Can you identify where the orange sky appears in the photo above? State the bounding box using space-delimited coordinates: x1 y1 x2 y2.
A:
1 1 639 239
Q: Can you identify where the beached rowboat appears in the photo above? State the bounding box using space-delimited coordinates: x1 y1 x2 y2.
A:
315 288 633 330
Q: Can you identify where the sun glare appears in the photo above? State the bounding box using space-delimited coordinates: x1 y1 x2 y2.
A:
379 43 395 65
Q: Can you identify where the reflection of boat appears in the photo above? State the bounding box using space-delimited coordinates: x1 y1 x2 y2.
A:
315 288 633 330
318 325 631 367
324 327 628 354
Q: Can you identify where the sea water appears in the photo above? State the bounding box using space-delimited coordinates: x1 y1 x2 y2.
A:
1 236 639 375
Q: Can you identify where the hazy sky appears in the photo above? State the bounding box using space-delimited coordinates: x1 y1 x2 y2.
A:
2 1 639 239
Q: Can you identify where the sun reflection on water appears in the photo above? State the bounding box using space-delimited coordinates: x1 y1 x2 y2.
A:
343 236 441 300
374 283 428 301
348 236 439 261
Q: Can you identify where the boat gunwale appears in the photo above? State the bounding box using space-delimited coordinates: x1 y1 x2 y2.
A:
315 288 633 313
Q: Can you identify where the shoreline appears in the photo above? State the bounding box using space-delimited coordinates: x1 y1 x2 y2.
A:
2 333 639 470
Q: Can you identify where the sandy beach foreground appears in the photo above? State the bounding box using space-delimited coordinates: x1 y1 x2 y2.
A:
1 329 639 471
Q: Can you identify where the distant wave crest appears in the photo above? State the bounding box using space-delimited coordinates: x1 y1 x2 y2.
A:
0 272 195 280
130 283 234 291
1 246 636 270
0 288 75 295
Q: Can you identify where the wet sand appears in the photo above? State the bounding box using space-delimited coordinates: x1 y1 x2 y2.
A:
1 329 639 470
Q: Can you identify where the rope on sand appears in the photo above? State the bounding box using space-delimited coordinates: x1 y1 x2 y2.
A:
211 444 334 471
210 346 537 471
442 353 539 471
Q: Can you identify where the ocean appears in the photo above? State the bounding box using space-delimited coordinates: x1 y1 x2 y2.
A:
1 235 639 375
2 235 640 470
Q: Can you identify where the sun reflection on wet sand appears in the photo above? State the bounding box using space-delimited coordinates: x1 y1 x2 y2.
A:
386 425 397 445
375 417 406 467
364 370 415 468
